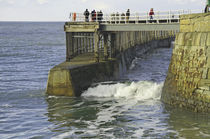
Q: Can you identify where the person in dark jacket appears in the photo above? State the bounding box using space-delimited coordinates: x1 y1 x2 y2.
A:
205 0 210 13
121 13 125 21
97 10 103 22
91 10 96 22
116 12 119 23
126 9 130 23
84 9 90 22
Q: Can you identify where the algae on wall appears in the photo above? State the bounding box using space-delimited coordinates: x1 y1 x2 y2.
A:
162 13 210 112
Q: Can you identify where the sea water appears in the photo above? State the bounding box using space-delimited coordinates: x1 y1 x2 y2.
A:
0 22 210 138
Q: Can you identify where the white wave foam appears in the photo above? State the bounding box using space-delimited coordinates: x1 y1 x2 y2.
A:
0 104 13 108
82 81 163 101
129 57 141 70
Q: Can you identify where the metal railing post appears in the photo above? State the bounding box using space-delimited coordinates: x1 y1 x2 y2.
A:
169 10 171 23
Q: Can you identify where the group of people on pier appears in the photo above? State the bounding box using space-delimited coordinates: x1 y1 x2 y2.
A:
110 9 130 23
109 8 154 23
84 9 103 22
83 9 132 23
71 8 155 23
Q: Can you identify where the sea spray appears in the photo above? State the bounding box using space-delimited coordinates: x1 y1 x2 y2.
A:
82 81 163 101
129 57 141 70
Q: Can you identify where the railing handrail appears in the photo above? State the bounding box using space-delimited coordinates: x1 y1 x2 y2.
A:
69 9 202 24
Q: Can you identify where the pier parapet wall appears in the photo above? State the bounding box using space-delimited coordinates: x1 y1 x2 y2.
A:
162 13 210 112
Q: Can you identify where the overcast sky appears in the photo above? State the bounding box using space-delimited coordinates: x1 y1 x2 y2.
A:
0 0 206 21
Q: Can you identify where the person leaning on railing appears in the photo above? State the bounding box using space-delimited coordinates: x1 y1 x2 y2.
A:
205 0 210 13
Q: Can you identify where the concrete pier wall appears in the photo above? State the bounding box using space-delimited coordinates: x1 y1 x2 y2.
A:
162 13 210 112
47 38 172 97
46 22 175 97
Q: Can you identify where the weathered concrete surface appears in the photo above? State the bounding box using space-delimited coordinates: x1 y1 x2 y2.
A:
100 23 179 31
47 60 118 97
46 49 135 97
47 21 175 97
46 38 171 96
64 22 99 32
162 13 210 112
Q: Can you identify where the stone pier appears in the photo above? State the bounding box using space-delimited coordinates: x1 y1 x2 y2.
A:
162 13 210 112
46 22 178 96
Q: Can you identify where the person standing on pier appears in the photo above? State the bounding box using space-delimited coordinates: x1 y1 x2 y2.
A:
121 13 125 23
84 9 90 22
73 12 76 22
149 8 154 20
91 10 96 22
126 9 130 23
97 10 103 23
205 0 210 13
97 11 100 22
116 12 120 23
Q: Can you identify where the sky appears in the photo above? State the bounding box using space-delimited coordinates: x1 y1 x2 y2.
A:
0 0 206 21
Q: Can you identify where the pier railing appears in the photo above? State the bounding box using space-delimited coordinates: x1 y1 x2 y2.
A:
69 9 202 24
65 30 177 62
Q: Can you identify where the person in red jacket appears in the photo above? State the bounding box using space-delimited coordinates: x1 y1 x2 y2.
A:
149 8 154 20
73 12 76 21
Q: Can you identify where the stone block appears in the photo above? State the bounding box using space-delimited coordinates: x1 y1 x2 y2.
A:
206 57 210 67
204 14 210 21
200 33 207 46
193 18 204 32
180 14 198 20
207 33 210 46
199 86 210 91
184 33 193 46
177 33 186 46
180 19 191 25
192 33 202 46
202 90 210 103
193 78 200 84
175 35 179 45
202 68 208 79
197 53 206 61
46 68 75 96
208 69 210 79
203 90 210 98
191 45 199 51
199 79 210 86
200 21 210 32
180 25 192 32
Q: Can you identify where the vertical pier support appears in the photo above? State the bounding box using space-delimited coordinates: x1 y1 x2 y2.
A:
94 31 99 62
110 33 116 58
78 33 82 54
66 32 73 62
74 33 78 54
88 33 92 52
103 33 108 60
81 33 85 53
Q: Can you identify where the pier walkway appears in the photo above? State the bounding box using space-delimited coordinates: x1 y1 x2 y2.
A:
65 9 201 63
46 10 204 97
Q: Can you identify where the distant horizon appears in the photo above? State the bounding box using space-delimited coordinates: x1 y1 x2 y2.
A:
0 20 66 22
